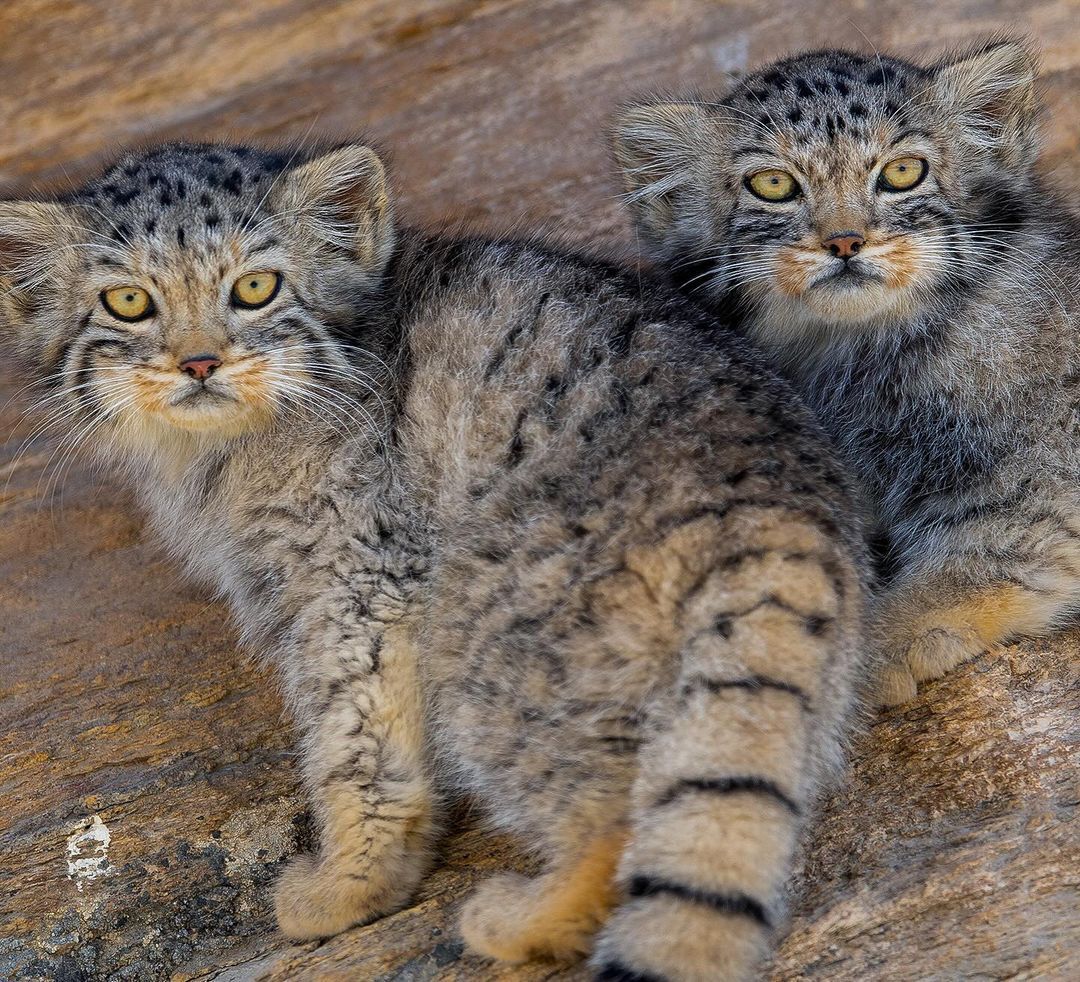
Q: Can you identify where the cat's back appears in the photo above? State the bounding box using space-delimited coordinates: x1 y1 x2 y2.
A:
390 230 830 424
387 230 864 581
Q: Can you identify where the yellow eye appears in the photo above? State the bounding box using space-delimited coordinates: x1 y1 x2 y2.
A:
101 286 153 322
879 157 928 192
746 169 800 202
231 271 281 309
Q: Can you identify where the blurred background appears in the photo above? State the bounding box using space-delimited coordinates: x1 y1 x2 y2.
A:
2 0 1077 240
1 2 1077 980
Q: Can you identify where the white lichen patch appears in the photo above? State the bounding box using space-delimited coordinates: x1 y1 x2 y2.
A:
66 814 111 890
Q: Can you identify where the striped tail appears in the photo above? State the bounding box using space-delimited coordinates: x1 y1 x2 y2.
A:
592 514 865 982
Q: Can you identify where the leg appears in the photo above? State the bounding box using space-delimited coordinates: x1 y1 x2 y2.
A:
461 825 628 964
275 622 439 940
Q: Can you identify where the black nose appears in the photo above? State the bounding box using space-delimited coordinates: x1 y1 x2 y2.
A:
821 231 866 259
179 354 222 380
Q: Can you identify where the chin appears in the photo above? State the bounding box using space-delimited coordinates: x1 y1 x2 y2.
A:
160 401 269 437
798 281 910 324
106 399 271 459
747 280 923 354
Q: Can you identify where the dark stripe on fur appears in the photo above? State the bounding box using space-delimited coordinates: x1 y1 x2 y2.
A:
594 962 667 982
682 673 812 710
627 875 772 928
654 776 802 815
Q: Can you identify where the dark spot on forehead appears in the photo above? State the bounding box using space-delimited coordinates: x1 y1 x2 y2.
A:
102 182 137 206
65 141 292 251
221 168 244 195
795 78 814 99
850 102 867 118
865 65 893 86
787 106 803 124
763 70 785 89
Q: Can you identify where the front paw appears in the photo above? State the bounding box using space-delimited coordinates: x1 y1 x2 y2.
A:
274 852 412 941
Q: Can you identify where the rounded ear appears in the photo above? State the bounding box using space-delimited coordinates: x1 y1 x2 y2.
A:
0 200 79 293
927 37 1039 169
272 144 395 271
612 101 713 244
0 200 82 354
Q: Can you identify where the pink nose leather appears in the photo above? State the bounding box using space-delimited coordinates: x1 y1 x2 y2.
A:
821 232 865 259
179 355 222 380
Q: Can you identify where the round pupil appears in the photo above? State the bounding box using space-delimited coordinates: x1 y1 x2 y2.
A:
250 280 258 288
125 293 135 301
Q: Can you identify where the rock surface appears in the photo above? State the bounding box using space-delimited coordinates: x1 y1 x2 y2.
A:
0 1 1077 979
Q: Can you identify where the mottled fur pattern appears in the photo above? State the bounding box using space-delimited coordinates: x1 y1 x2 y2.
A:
615 37 1080 705
1 141 869 981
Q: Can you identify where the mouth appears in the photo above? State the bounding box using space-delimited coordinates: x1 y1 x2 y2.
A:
807 264 884 291
168 383 237 408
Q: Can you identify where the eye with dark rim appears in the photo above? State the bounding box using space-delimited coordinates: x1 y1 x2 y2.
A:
744 169 801 203
101 286 155 322
877 157 929 193
231 271 282 309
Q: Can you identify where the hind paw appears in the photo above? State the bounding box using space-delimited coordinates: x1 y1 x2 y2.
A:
462 828 628 966
274 852 412 941
461 871 599 963
875 624 986 707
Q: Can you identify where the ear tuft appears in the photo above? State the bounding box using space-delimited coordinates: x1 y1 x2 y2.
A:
929 36 1039 168
274 144 394 271
612 101 712 243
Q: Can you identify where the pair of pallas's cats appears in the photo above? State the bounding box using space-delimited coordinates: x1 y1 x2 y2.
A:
2 35 1075 982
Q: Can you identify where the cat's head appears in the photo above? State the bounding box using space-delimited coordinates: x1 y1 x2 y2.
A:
614 38 1039 343
0 141 393 457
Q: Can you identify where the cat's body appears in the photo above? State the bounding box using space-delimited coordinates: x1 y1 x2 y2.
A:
1 142 868 981
615 38 1080 704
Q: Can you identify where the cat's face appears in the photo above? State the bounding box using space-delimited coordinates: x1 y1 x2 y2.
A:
0 142 392 455
615 39 1038 342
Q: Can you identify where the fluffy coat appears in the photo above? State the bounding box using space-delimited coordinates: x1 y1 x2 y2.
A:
0 141 869 980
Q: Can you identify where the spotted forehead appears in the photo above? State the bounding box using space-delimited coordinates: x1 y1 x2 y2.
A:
721 51 927 145
66 143 290 245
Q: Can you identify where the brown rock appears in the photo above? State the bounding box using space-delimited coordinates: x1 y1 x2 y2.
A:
0 1 1076 979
